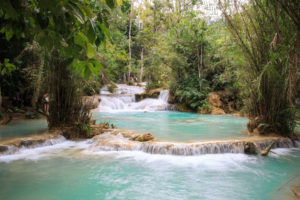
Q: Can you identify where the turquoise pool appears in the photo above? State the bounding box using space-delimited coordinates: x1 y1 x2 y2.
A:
0 119 47 138
0 112 299 200
92 111 249 141
0 141 299 200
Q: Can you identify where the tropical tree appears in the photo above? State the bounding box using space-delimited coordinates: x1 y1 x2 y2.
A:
219 0 299 135
0 0 118 130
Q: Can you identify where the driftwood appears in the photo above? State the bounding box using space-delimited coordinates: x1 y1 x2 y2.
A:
261 141 275 156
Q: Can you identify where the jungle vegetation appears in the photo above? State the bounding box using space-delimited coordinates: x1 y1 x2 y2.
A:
0 0 299 136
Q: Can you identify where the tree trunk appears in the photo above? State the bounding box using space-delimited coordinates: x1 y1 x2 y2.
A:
128 0 133 83
196 43 203 89
0 87 2 110
139 48 144 83
31 55 44 111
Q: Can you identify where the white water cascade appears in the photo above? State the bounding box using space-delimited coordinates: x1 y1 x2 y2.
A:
89 132 300 156
98 84 173 112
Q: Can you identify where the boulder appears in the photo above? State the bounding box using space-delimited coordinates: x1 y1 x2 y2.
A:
244 142 258 155
0 145 8 153
89 122 112 138
135 133 155 142
82 96 101 110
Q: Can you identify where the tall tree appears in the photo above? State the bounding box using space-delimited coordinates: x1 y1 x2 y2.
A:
219 0 299 135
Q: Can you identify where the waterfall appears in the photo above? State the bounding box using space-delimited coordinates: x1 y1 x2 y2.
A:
90 132 299 156
158 90 169 102
98 84 172 112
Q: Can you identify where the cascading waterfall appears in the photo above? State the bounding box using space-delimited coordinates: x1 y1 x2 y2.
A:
98 84 171 112
89 132 299 156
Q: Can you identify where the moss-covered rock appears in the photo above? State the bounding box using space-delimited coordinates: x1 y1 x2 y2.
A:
135 88 163 102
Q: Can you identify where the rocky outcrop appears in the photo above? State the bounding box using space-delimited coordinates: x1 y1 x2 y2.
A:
134 133 155 142
82 95 101 110
206 91 242 115
0 133 62 154
62 122 113 139
91 131 296 156
211 107 226 115
19 139 45 147
208 93 223 108
244 142 258 155
135 88 163 102
0 145 8 153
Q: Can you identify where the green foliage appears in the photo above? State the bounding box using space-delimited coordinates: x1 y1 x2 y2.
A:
170 77 209 112
146 82 163 91
76 120 91 137
0 58 16 76
0 0 118 79
220 0 299 135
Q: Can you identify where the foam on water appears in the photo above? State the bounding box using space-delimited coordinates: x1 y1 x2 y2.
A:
0 137 90 163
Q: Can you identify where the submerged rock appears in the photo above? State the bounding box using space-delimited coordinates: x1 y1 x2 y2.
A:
19 139 45 147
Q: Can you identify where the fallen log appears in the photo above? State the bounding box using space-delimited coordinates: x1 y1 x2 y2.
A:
261 141 275 156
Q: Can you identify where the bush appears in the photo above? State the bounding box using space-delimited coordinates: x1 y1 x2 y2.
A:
146 82 162 91
170 77 210 112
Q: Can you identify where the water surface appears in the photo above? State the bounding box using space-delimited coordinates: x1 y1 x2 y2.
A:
0 141 299 200
0 119 47 138
93 111 248 141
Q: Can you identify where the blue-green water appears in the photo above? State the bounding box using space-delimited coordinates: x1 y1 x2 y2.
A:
93 111 249 141
0 142 299 200
0 112 299 200
0 119 47 138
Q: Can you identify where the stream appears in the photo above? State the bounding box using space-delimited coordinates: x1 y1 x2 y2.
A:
0 84 299 200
